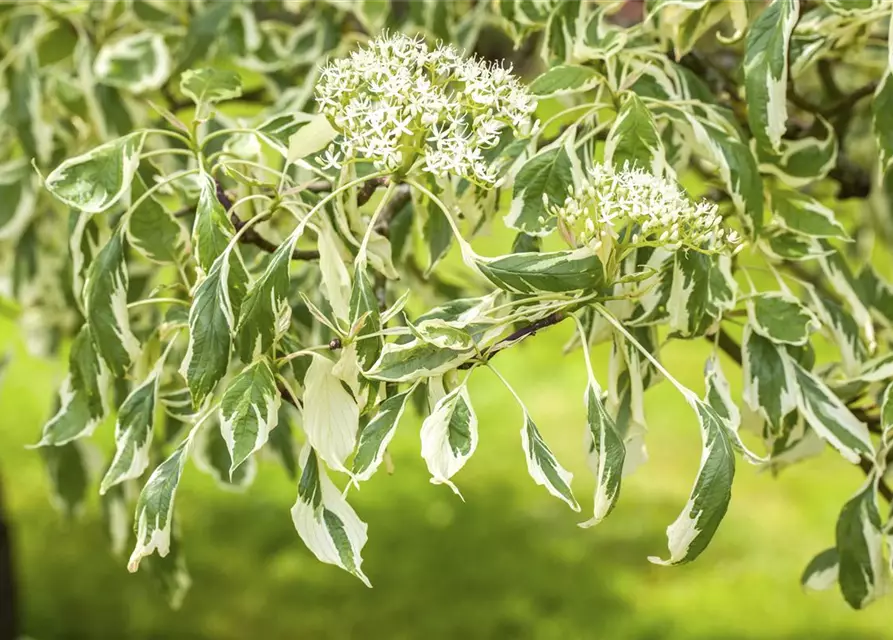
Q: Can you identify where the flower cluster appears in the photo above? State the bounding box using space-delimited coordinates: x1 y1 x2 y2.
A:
314 32 537 185
549 163 743 258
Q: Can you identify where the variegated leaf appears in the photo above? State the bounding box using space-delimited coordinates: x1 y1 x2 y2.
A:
529 64 602 97
836 476 886 609
504 134 581 236
302 353 359 473
650 398 735 565
747 292 819 346
743 0 799 152
473 247 605 294
789 358 874 464
365 339 476 383
128 442 188 572
420 384 478 496
45 132 145 214
291 447 371 586
801 548 839 592
83 231 140 375
128 172 187 264
100 372 158 494
94 32 171 94
605 93 666 175
770 187 849 240
219 358 280 475
352 386 415 482
521 412 580 511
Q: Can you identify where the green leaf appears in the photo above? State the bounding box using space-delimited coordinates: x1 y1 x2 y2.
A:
128 442 188 572
818 249 876 350
219 358 281 475
291 447 371 586
41 441 90 518
180 251 241 407
424 194 453 275
236 235 295 362
529 64 601 96
521 412 580 511
352 386 415 482
474 247 605 294
45 132 145 214
743 0 799 152
269 405 299 480
649 399 735 565
747 292 819 346
742 327 797 435
790 358 874 464
809 291 867 376
420 384 478 496
836 477 885 609
302 353 359 472
758 115 838 187
6 46 51 166
801 547 839 592
605 93 665 174
193 418 257 491
192 173 236 273
94 32 171 94
504 135 581 236
365 338 475 383
349 264 382 370
287 114 338 162
180 68 242 118
128 172 187 263
770 187 849 240
100 372 158 494
36 328 109 446
84 231 140 375
543 0 581 63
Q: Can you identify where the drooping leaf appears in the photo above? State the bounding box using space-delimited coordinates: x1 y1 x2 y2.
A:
100 372 158 494
128 442 188 572
236 234 295 362
420 384 478 496
291 447 371 587
352 386 415 482
836 477 886 609
790 358 874 464
521 412 580 511
349 263 382 370
83 231 140 375
302 353 359 473
180 251 242 406
649 399 736 565
218 358 281 475
37 327 108 446
193 417 257 491
801 547 839 592
192 173 236 272
143 528 191 609
45 132 145 214
743 0 799 152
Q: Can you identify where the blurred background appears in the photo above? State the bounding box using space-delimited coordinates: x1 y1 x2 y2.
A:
2 311 892 639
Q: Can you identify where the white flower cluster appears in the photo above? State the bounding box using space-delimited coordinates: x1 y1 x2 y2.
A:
550 163 743 256
314 32 537 184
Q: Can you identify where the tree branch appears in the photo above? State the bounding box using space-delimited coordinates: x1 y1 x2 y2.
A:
460 312 568 369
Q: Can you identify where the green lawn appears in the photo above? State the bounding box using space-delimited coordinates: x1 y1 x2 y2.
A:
2 306 891 639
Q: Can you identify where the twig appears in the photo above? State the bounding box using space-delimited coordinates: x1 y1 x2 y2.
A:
460 312 568 368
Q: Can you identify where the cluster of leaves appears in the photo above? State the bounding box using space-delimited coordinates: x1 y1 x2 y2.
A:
3 0 893 611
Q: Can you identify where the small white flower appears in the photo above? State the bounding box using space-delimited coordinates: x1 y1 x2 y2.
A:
549 162 742 256
314 32 537 184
